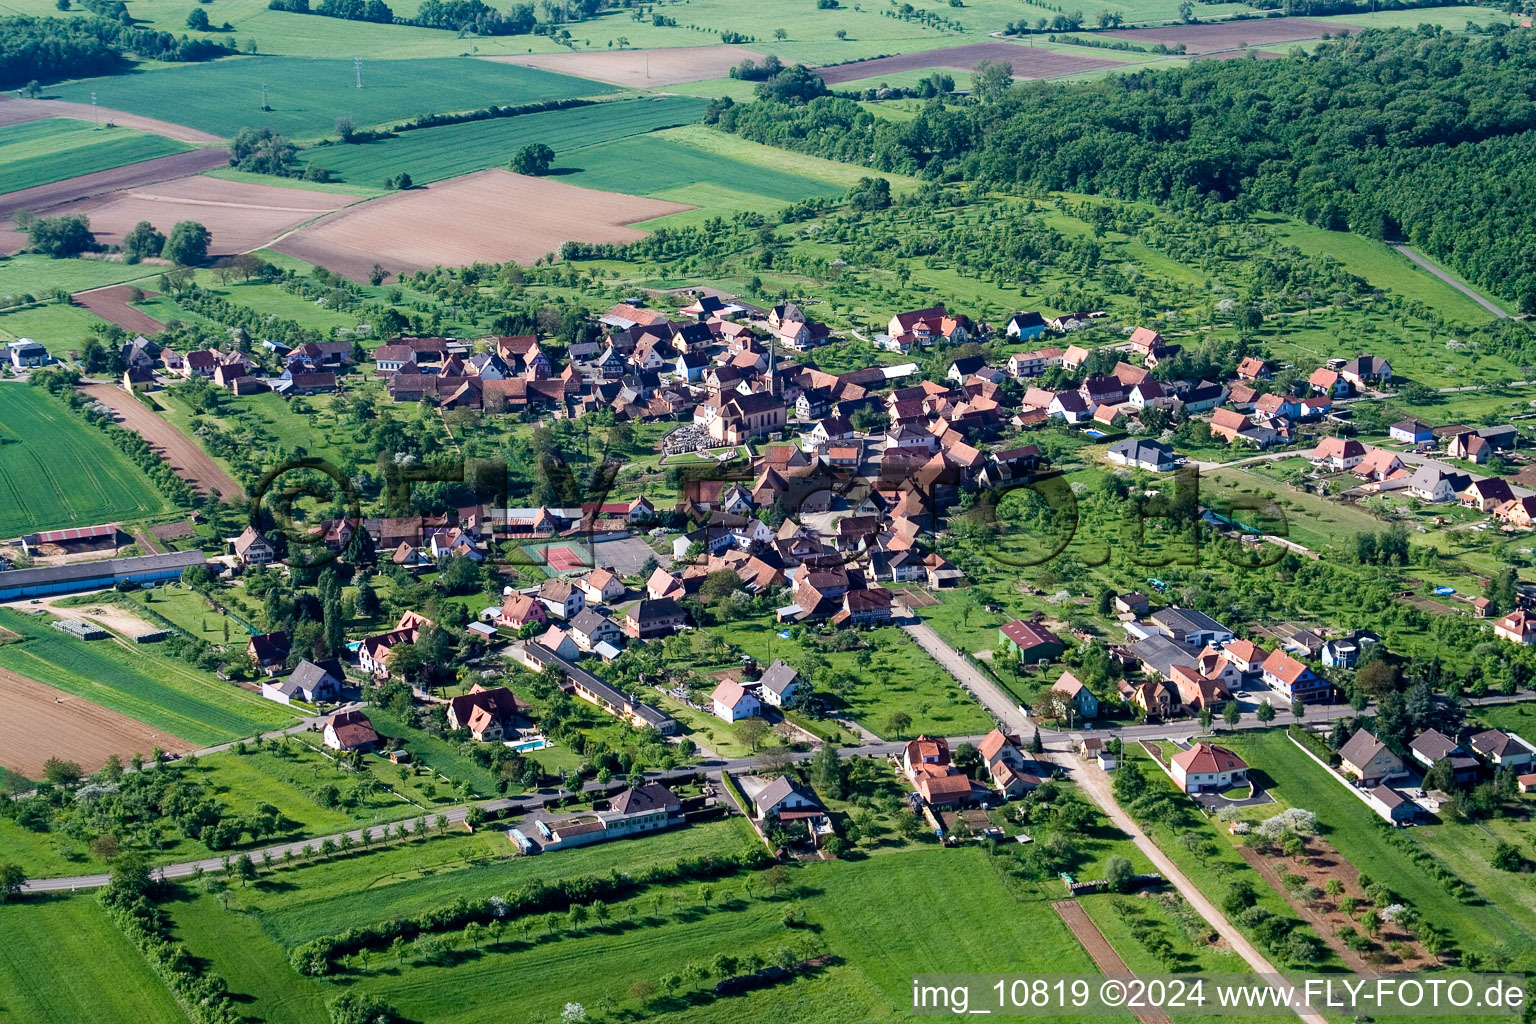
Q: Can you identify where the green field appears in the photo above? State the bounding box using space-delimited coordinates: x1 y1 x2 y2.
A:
49 56 613 139
0 896 187 1024
0 384 173 537
300 94 708 184
0 300 116 355
705 615 994 738
559 133 845 208
0 254 155 300
203 838 1103 1024
0 608 296 748
0 118 190 196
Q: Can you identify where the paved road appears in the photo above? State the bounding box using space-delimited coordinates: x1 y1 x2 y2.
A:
1394 244 1508 319
1053 751 1328 1024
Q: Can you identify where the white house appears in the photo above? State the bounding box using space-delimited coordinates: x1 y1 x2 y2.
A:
575 567 626 606
755 659 800 708
536 579 585 619
710 679 761 722
1170 742 1248 794
7 339 50 369
261 659 343 706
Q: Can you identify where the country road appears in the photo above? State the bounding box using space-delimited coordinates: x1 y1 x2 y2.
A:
1393 244 1508 319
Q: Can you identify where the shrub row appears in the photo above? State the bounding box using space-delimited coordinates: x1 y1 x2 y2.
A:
101 889 242 1024
290 847 774 974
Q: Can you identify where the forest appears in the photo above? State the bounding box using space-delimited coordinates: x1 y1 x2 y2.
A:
717 27 1536 312
0 15 233 88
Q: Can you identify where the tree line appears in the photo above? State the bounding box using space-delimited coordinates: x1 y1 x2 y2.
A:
713 26 1536 313
0 14 232 89
265 0 537 34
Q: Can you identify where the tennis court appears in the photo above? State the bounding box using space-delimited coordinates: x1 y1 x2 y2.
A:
518 540 594 575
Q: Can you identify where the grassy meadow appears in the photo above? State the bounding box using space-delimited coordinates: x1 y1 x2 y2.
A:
0 383 173 537
47 56 613 139
0 118 190 196
0 896 188 1024
299 94 708 184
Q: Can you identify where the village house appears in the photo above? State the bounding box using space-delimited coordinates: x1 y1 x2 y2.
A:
902 735 976 808
710 679 761 722
1220 639 1268 676
1259 649 1327 702
358 611 430 678
1236 356 1269 381
1006 346 1063 377
1170 742 1248 794
752 775 826 826
1106 438 1176 473
246 631 290 677
1447 430 1491 464
978 728 1040 798
1338 728 1407 786
566 609 623 654
1462 477 1516 512
1406 465 1471 503
497 591 548 631
535 625 582 661
323 710 380 752
1340 355 1392 388
261 658 344 706
1495 495 1536 529
1390 418 1434 445
536 579 586 620
232 526 275 567
447 684 526 742
1051 671 1099 720
1353 447 1404 483
755 659 800 707
1120 677 1176 719
575 567 626 606
1209 408 1253 444
1495 609 1536 644
1006 311 1047 341
624 597 687 639
1469 729 1536 771
1310 437 1367 472
1408 728 1479 783
540 783 683 849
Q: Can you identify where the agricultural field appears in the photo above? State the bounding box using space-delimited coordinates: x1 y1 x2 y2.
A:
1205 730 1536 965
0 299 116 355
0 895 188 1024
48 57 613 140
0 383 173 537
273 169 692 281
298 94 708 185
0 607 297 748
193 840 1107 1024
0 118 190 197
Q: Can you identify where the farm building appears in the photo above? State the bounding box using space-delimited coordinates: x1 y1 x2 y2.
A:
16 523 122 554
0 550 208 600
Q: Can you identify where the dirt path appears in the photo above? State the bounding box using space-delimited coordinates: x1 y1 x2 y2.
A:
1393 244 1508 319
73 284 166 335
0 96 222 143
1048 752 1329 1024
0 665 194 776
129 527 163 554
80 383 244 499
1052 901 1174 1024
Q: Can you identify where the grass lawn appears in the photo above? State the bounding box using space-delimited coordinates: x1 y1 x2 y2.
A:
0 895 186 1024
242 817 757 945
300 94 707 184
0 254 156 299
129 583 258 643
0 607 297 747
364 706 505 798
0 299 117 355
706 616 994 738
0 383 174 537
170 892 332 1024
48 56 614 140
295 846 1104 1024
0 117 189 196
